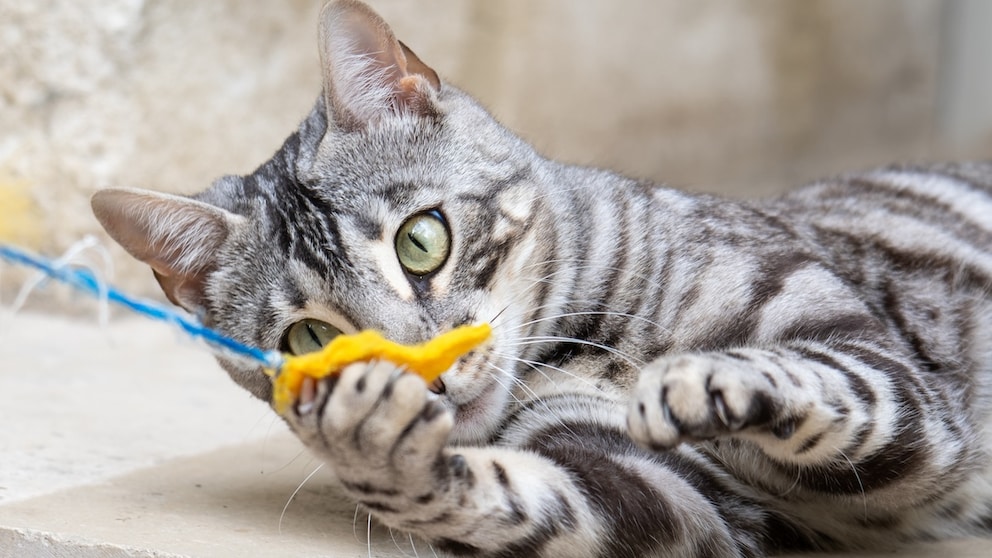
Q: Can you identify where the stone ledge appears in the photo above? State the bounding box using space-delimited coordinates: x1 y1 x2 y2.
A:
0 526 183 558
0 435 413 557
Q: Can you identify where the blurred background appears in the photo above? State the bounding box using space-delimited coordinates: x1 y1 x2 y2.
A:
1 0 991 303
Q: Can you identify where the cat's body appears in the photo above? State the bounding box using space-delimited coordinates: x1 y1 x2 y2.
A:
91 1 992 556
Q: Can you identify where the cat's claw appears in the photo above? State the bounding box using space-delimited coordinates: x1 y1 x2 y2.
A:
297 377 317 415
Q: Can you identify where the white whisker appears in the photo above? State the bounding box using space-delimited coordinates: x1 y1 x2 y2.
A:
367 512 373 558
485 363 531 405
409 533 420 558
389 527 405 555
504 335 644 366
518 256 667 293
509 309 668 334
265 447 310 475
279 462 325 534
491 350 607 395
485 361 578 435
839 450 868 522
352 504 362 542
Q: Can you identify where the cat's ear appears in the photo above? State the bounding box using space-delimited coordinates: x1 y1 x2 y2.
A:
91 188 238 314
318 0 441 131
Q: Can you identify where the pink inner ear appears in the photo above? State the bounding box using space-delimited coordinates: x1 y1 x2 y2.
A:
399 41 440 91
91 188 233 313
342 10 408 82
319 0 439 130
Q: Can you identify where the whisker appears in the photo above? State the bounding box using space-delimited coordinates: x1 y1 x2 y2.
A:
780 464 803 497
483 273 564 319
508 309 668 333
491 351 607 395
488 301 512 324
482 260 604 318
518 257 667 293
485 363 531 405
279 462 325 534
485 361 578 435
503 335 644 366
486 303 517 323
526 184 587 203
839 450 868 522
491 299 625 324
482 262 624 327
352 504 362 543
409 533 421 558
264 446 310 475
367 512 373 558
481 256 671 337
389 527 406 556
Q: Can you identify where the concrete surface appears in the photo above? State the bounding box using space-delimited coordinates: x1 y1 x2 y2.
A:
0 310 418 557
1 311 991 556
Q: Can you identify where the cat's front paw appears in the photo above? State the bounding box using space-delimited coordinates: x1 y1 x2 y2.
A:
285 360 454 505
627 354 783 450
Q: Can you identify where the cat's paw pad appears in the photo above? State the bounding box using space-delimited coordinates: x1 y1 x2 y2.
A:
627 354 778 449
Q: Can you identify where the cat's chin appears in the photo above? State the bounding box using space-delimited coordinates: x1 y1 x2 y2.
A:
447 381 507 443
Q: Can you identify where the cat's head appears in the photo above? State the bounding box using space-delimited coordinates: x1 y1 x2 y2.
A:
92 0 548 442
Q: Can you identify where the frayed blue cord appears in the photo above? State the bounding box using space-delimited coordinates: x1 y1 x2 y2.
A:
0 243 284 370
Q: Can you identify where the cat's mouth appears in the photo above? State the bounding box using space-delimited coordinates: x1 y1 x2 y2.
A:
439 347 514 441
445 379 505 442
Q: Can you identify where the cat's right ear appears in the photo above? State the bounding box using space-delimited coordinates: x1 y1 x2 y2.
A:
318 0 441 132
91 188 239 315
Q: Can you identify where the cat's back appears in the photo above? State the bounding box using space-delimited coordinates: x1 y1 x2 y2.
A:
765 162 992 283
777 162 992 239
770 162 992 401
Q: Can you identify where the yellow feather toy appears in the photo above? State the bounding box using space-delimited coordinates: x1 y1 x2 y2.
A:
267 323 492 414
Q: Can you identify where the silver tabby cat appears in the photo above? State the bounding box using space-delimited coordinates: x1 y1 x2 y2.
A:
91 1 992 556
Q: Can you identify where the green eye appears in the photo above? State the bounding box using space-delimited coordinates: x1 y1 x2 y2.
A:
283 319 341 355
395 210 450 276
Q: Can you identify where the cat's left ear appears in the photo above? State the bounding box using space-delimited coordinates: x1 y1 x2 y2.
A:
91 188 239 315
318 0 441 132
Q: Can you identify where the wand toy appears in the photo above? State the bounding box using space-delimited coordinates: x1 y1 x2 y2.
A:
0 243 490 414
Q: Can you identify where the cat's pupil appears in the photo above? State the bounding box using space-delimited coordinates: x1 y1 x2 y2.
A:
395 210 450 277
306 324 323 345
408 232 427 253
283 318 341 355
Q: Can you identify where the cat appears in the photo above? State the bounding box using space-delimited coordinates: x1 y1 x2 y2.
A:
90 0 992 556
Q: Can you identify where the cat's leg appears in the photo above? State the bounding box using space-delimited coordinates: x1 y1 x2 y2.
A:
283 360 767 557
627 340 961 471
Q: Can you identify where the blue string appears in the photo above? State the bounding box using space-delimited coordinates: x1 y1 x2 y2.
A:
0 243 284 370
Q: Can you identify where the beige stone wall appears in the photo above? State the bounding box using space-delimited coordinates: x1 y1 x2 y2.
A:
1 0 990 303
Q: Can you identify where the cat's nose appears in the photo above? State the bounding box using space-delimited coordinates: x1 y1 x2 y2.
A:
428 377 446 394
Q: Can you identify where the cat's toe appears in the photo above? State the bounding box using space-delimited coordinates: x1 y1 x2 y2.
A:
630 354 782 449
324 361 402 436
363 372 430 450
627 361 682 449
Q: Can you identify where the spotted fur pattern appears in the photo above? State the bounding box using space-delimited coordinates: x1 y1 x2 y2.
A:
91 2 992 556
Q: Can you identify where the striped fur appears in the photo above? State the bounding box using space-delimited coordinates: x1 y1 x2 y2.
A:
91 2 992 556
